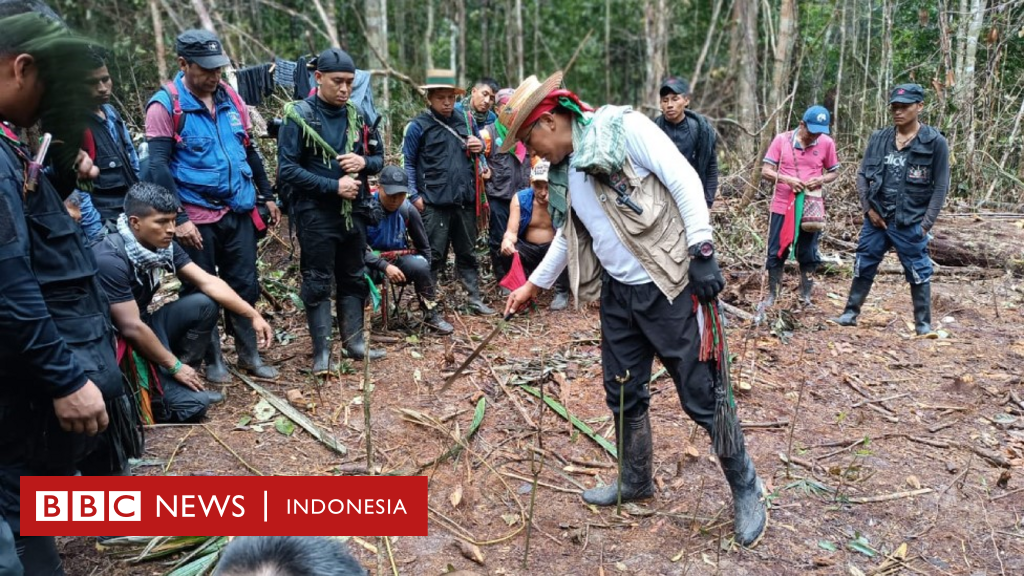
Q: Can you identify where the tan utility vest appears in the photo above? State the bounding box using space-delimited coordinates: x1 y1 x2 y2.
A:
564 158 691 306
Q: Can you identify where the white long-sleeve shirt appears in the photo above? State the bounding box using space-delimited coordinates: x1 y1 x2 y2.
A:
529 111 713 289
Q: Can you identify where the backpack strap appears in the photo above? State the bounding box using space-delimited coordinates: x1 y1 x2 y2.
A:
219 81 251 148
161 82 184 144
161 81 251 148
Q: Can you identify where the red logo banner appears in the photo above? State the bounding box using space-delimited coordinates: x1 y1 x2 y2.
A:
20 476 427 536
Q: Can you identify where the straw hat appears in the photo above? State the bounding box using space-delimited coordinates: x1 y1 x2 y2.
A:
420 69 465 94
497 71 564 153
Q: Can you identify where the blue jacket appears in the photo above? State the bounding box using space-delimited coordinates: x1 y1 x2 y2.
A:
147 73 256 212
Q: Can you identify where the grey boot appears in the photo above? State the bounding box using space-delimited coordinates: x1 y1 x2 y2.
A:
204 328 231 383
339 297 386 360
719 445 768 548
832 277 874 327
459 269 496 316
550 288 570 311
764 267 783 307
306 301 335 373
230 311 279 379
582 410 655 506
799 267 814 306
421 301 454 335
910 282 934 335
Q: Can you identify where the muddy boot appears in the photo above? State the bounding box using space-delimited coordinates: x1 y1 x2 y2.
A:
230 311 278 379
832 277 873 327
799 267 815 306
582 410 655 506
204 328 231 383
421 301 454 335
719 444 768 548
459 269 496 316
911 282 935 336
764 266 783 308
306 301 335 373
550 288 570 311
340 297 386 360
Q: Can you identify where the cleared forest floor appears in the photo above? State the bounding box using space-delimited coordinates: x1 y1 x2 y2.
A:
59 216 1024 576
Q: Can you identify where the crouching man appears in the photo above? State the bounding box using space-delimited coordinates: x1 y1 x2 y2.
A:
502 72 767 547
93 183 274 423
365 166 455 336
500 159 569 309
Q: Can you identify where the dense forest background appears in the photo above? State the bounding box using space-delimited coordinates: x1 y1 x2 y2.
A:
58 0 1024 209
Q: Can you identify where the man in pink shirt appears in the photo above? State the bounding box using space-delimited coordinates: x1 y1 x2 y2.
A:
760 105 840 307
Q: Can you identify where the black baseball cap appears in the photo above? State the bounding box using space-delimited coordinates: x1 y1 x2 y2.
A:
379 166 409 195
890 83 925 104
176 29 230 70
660 76 690 97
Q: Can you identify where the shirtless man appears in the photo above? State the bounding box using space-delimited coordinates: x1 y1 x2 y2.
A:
500 160 569 309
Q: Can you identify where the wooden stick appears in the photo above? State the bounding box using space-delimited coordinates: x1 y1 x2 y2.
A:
201 424 264 476
852 392 910 408
846 488 933 504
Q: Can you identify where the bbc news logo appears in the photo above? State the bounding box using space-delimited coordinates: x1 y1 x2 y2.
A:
36 491 141 522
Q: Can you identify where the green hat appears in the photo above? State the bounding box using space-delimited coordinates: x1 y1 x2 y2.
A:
420 69 465 94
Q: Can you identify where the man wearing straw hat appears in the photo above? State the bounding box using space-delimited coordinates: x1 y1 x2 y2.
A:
403 69 494 315
501 72 767 547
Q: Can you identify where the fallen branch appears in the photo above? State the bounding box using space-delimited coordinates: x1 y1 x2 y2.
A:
400 398 487 471
201 424 264 476
720 300 756 322
846 488 933 504
231 368 348 456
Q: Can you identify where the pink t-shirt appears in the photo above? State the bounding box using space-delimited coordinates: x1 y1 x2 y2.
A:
145 93 253 224
763 131 840 215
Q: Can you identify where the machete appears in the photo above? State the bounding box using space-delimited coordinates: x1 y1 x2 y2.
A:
439 312 513 392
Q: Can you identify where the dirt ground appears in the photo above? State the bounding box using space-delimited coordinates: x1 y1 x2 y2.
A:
58 216 1024 576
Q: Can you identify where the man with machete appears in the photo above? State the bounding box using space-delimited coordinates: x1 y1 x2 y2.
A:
500 72 767 547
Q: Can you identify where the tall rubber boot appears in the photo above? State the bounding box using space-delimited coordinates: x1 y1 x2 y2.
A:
204 328 231 383
229 311 279 379
550 286 570 311
910 282 934 336
459 268 496 316
582 410 655 506
421 301 454 335
339 297 386 361
306 301 335 373
719 443 769 548
799 267 815 306
832 277 874 326
764 267 783 307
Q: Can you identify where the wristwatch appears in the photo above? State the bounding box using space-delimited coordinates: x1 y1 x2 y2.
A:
688 241 715 260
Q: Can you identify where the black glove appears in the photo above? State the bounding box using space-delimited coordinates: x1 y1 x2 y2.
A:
688 255 725 302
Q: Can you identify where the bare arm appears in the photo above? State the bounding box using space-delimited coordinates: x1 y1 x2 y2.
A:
177 263 273 347
501 195 521 255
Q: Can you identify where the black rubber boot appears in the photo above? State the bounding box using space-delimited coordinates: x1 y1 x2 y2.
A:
764 266 783 307
306 301 335 373
204 328 231 383
719 445 768 548
911 282 934 336
459 268 496 316
230 312 279 379
582 410 655 506
340 297 386 361
176 327 212 367
421 301 454 335
799 266 814 306
832 277 874 327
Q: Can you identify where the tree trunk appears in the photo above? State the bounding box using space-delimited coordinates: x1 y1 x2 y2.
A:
643 0 668 111
149 0 168 82
604 0 611 102
769 0 796 135
190 0 216 33
513 0 524 83
365 0 388 70
456 0 466 86
481 0 490 76
311 0 340 48
732 0 759 161
424 0 434 72
690 0 724 92
960 0 986 161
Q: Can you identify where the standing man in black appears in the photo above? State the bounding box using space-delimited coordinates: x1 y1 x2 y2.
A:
833 84 950 336
654 77 719 208
145 30 280 381
0 9 129 574
277 48 386 370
